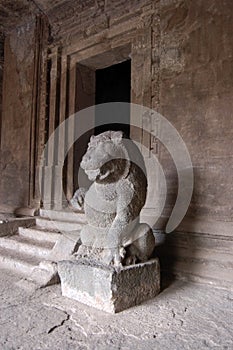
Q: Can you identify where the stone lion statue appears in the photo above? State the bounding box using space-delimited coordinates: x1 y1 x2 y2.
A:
70 130 155 266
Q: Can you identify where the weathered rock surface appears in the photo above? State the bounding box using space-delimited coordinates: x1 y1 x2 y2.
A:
0 268 233 349
58 258 160 313
70 131 155 266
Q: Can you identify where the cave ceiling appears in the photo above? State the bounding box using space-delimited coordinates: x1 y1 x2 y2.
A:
0 0 94 34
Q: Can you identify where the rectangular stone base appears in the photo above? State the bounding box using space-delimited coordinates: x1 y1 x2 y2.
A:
58 258 160 313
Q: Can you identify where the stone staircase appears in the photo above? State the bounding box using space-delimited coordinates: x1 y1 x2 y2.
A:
0 209 86 288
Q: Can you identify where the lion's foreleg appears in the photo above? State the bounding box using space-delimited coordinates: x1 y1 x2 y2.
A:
103 210 130 266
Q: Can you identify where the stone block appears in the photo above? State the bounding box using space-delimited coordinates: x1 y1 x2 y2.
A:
58 258 160 313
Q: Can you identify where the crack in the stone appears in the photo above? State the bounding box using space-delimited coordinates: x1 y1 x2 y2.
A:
47 312 70 334
70 315 88 338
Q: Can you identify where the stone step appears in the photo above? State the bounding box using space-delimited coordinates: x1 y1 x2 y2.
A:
35 217 84 232
0 217 35 237
40 209 87 224
18 226 61 244
0 235 54 259
0 246 41 276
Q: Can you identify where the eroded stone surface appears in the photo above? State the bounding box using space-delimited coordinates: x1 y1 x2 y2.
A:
70 131 155 266
58 258 160 313
0 268 233 349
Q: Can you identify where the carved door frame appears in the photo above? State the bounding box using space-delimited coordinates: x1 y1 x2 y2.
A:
40 14 153 210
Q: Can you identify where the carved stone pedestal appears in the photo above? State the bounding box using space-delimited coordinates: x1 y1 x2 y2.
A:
58 258 160 313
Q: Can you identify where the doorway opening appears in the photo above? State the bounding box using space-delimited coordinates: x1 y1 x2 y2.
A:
95 59 131 137
73 57 131 192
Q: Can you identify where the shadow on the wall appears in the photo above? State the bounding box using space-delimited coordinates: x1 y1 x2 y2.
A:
154 224 200 293
154 239 178 292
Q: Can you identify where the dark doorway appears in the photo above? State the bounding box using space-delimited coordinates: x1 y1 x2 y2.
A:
95 59 131 137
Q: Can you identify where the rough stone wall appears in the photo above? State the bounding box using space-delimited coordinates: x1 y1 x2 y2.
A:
1 0 232 223
155 0 233 225
0 33 4 145
47 0 152 45
41 0 233 285
0 23 35 212
47 0 233 231
152 0 233 285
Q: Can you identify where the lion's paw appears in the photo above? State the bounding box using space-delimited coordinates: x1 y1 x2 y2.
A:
103 247 125 267
70 188 86 210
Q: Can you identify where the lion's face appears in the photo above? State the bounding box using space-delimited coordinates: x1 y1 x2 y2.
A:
80 131 129 182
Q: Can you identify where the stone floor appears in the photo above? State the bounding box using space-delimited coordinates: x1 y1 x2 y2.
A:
0 268 232 350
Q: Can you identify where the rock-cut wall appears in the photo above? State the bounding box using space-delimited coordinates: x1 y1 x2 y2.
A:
0 23 35 213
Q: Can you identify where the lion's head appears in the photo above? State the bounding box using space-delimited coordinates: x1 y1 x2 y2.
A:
80 131 130 183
